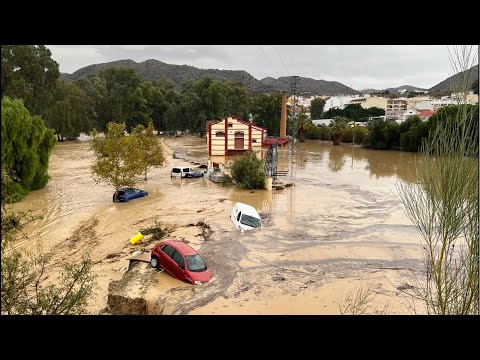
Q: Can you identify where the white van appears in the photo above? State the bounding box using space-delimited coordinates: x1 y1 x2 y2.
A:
171 167 192 178
230 202 262 231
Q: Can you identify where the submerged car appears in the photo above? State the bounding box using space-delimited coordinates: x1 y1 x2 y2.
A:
204 167 226 183
113 187 148 202
171 167 204 178
230 202 262 231
150 240 212 285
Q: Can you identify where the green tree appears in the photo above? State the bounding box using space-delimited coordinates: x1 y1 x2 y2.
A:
125 85 152 132
251 92 283 136
310 98 326 119
399 122 429 152
45 81 96 141
224 81 251 120
1 45 60 117
341 126 368 143
229 152 266 189
131 121 166 180
296 110 311 142
363 119 400 150
1 97 56 201
182 77 228 135
1 168 97 315
329 117 349 145
90 122 144 201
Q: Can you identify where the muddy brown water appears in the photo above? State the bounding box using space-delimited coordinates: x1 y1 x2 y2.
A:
11 136 425 314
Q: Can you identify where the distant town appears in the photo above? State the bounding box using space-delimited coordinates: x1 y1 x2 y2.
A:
288 89 479 126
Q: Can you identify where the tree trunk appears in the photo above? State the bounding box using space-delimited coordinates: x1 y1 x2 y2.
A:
144 168 148 181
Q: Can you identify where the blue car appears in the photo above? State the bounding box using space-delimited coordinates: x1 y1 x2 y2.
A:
113 187 149 202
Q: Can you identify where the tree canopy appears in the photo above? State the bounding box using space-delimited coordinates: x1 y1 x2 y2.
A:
310 98 326 119
1 97 56 201
1 45 60 117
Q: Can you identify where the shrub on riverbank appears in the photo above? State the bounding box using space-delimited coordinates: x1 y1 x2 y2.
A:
229 151 265 189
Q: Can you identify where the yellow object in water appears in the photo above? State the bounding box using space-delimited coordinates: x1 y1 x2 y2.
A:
130 232 143 245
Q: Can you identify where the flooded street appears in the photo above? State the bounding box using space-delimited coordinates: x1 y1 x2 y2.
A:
12 136 425 314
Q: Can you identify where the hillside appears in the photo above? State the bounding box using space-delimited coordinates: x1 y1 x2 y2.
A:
429 64 479 93
260 76 358 95
60 59 356 96
362 85 426 94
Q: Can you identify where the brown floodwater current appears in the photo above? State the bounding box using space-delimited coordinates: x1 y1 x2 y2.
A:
11 135 426 314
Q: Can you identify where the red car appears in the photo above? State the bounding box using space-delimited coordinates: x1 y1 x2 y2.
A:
150 240 212 285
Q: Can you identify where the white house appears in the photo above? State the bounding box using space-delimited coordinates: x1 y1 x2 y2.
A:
312 119 333 127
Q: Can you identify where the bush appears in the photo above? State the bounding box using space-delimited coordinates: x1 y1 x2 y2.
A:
305 125 330 140
341 126 368 143
400 122 429 152
364 119 400 150
229 151 265 189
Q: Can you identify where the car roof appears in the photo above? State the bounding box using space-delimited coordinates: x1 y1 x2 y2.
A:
234 202 260 218
163 240 198 256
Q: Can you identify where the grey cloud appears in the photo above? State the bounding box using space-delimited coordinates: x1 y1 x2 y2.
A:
47 45 475 90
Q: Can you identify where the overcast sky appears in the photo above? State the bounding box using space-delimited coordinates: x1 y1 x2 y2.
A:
46 45 476 90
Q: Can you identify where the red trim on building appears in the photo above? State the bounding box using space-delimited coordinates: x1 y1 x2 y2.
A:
208 123 212 156
224 117 228 156
248 123 252 151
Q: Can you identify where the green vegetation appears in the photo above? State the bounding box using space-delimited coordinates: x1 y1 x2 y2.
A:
323 104 385 121
1 169 96 314
90 122 161 200
139 220 173 241
296 110 311 142
310 98 326 119
363 105 478 151
45 80 96 141
229 152 266 189
397 45 478 315
305 124 330 140
1 45 59 117
1 97 56 201
329 117 349 145
363 119 400 150
131 122 166 180
251 92 283 136
341 126 368 144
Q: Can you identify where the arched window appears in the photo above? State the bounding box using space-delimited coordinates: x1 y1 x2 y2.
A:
215 131 225 137
234 132 244 138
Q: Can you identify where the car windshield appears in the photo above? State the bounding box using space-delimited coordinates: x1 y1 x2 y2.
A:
186 255 207 272
240 214 261 228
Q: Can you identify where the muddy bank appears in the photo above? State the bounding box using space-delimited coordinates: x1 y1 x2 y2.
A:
11 136 425 314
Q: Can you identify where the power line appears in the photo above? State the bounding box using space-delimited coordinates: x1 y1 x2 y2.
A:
274 46 290 77
259 46 283 79
288 76 300 156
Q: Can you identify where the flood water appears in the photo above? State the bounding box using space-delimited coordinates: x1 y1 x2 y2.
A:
11 136 425 314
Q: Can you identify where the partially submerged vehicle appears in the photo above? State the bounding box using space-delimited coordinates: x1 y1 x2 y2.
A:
113 187 148 202
230 202 262 231
171 167 204 178
204 167 226 183
150 240 212 285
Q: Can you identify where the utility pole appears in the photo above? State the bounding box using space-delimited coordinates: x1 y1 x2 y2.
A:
288 76 300 156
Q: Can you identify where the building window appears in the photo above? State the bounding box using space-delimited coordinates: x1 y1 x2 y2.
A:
228 123 233 127
234 132 244 138
252 139 257 143
215 131 225 137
